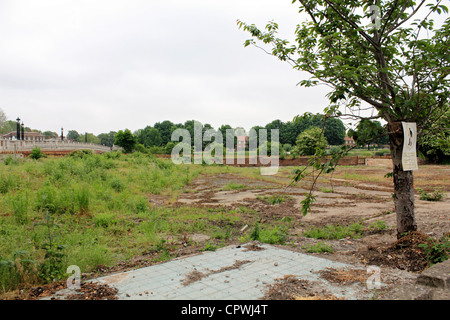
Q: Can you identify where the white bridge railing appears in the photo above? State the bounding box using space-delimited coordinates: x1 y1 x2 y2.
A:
0 139 120 153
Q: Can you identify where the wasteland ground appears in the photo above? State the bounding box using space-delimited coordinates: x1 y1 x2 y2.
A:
3 160 449 300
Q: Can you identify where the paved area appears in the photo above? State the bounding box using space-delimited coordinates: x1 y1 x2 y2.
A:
46 243 379 300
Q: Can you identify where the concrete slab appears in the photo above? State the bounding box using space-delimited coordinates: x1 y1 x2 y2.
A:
416 259 450 289
46 243 382 300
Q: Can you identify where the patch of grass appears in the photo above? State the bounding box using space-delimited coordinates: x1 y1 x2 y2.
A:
368 220 388 232
201 242 218 252
222 183 246 191
302 242 334 254
303 223 364 240
416 188 444 201
257 194 292 205
249 223 288 244
319 187 334 193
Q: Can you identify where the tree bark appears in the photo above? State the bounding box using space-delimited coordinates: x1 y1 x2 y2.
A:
388 122 417 238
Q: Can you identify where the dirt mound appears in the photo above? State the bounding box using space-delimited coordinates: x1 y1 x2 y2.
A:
361 231 432 272
65 281 118 300
261 275 342 300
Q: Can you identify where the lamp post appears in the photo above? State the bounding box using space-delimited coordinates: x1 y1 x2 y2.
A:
16 117 20 140
21 122 24 141
61 127 64 141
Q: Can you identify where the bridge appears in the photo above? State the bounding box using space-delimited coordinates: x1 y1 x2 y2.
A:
0 139 120 158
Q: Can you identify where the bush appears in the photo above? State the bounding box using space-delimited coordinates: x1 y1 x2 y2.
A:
418 236 450 266
30 147 45 160
3 155 19 166
293 127 328 156
417 188 444 201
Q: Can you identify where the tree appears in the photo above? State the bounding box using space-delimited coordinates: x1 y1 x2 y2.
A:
293 127 328 156
114 129 137 153
77 133 100 144
349 119 389 149
0 120 16 134
67 130 80 141
0 108 6 129
43 131 58 139
97 131 117 147
136 126 162 147
417 106 450 163
238 1 450 236
154 120 175 146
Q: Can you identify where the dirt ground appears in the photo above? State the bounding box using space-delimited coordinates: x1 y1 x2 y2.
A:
18 164 449 300
171 164 449 299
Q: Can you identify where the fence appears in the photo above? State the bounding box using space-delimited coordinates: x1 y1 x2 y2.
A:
0 139 119 155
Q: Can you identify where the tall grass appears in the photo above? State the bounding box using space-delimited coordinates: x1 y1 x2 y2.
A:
0 152 209 294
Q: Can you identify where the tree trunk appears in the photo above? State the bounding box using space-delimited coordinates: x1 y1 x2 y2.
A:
388 122 417 238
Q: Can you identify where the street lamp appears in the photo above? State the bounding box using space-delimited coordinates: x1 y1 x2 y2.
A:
16 117 20 140
61 127 64 141
21 122 24 141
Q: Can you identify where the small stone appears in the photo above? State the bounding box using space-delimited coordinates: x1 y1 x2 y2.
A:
274 262 278 267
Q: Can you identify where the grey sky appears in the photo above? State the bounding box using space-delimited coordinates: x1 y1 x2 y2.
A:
0 0 332 135
1 1 444 136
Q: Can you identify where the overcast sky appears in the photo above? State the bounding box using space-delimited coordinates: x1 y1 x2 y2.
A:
0 0 335 135
1 1 444 136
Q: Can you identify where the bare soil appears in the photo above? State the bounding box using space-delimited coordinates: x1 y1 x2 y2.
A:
172 165 449 298
17 164 449 300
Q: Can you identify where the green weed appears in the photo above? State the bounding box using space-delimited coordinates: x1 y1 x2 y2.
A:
302 242 334 254
303 223 364 240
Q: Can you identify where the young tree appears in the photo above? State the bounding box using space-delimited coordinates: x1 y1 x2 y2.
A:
238 1 450 236
115 129 137 153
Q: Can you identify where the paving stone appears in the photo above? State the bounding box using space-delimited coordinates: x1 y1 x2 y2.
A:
46 243 382 300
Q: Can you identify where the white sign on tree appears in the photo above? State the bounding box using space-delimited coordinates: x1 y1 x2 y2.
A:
401 122 418 171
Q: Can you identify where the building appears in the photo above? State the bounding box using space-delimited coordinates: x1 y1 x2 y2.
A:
344 136 356 146
236 136 248 150
2 131 46 141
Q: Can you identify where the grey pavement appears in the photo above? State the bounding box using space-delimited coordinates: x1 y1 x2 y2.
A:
47 243 379 300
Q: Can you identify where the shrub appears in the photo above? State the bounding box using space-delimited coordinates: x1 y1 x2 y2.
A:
30 147 45 160
417 188 444 201
3 155 19 166
418 236 450 266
